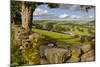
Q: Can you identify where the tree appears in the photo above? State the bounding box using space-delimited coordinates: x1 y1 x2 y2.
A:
11 1 59 33
21 1 36 32
44 22 54 31
11 1 21 24
80 5 94 12
53 24 65 32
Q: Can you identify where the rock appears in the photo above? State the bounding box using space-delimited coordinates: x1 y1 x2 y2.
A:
39 45 48 57
29 33 40 40
65 46 81 63
29 34 34 40
40 58 49 64
44 47 70 64
14 26 22 41
81 44 92 53
22 39 32 49
56 43 70 49
48 43 55 47
66 57 80 63
70 46 81 57
19 46 23 50
12 25 25 46
81 50 95 62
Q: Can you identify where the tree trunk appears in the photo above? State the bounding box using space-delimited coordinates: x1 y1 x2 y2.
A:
21 2 35 32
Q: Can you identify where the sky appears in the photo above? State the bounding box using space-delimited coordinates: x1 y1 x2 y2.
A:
33 4 95 21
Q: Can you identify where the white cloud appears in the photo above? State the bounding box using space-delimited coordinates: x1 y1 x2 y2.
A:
33 8 48 15
44 10 48 14
71 15 81 18
89 16 94 18
58 14 68 18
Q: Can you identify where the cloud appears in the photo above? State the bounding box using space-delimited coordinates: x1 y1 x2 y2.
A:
89 16 94 18
60 4 82 11
33 8 48 15
44 10 48 13
58 14 68 18
33 4 94 21
71 15 81 18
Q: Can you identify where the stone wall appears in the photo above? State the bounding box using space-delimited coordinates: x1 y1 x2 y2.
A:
11 24 95 65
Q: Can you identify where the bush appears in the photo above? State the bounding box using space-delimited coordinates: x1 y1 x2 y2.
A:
22 33 48 65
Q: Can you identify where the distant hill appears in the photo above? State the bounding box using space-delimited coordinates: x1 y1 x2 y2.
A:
89 20 95 23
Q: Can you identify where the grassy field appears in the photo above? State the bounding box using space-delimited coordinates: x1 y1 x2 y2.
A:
32 21 95 45
32 29 80 45
74 27 89 35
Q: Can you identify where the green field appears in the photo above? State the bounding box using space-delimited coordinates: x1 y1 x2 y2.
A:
32 29 80 45
32 21 95 45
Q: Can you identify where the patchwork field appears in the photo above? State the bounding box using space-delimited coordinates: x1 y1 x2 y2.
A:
32 20 95 45
32 29 80 45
